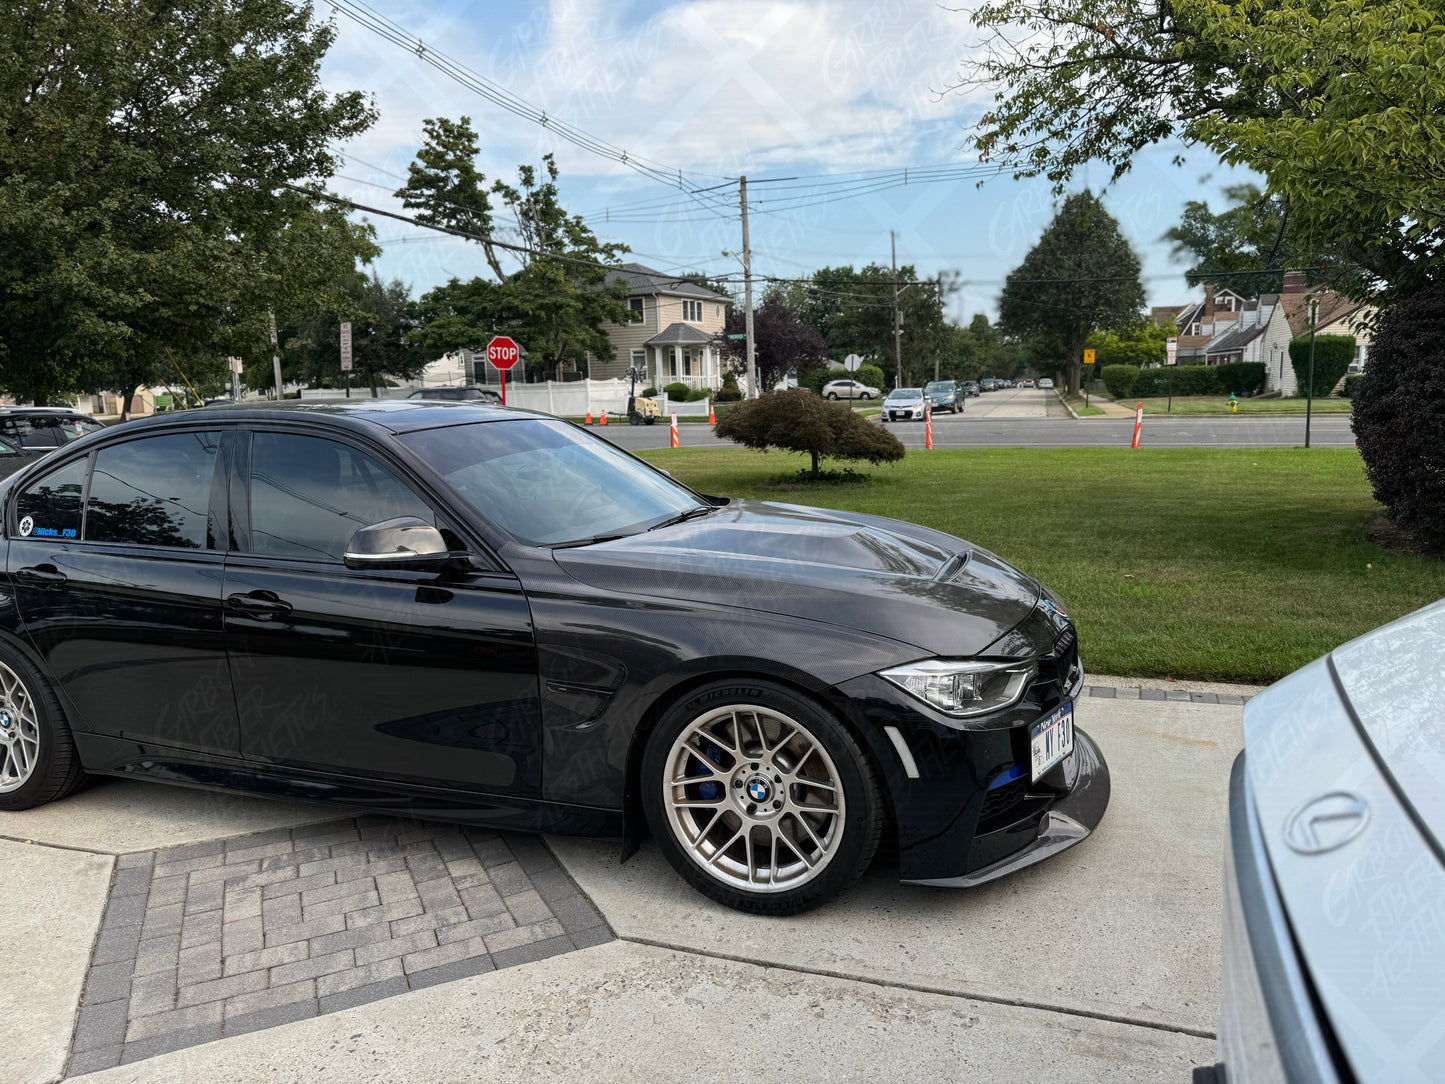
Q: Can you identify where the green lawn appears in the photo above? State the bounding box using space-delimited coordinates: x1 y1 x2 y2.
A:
637 447 1444 684
1063 393 1106 416
1128 396 1353 416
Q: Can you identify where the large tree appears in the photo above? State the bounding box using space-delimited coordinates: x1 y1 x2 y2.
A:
398 125 630 378
282 271 424 397
954 0 1445 304
999 191 1145 394
717 298 828 392
0 0 376 404
1164 184 1315 296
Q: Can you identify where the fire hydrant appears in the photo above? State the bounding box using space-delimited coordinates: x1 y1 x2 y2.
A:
1228 393 1238 413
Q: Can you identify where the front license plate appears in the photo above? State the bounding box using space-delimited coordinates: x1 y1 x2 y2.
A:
1030 703 1074 782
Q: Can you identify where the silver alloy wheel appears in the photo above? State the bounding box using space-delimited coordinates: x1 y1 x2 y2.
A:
0 661 40 793
662 704 846 892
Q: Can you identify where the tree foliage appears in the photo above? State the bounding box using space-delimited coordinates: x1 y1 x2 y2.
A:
717 298 828 393
1162 184 1319 295
714 390 906 477
1353 282 1445 553
1086 322 1171 368
955 0 1445 303
398 121 630 377
0 0 376 404
282 272 423 396
999 191 1145 394
1288 335 1356 399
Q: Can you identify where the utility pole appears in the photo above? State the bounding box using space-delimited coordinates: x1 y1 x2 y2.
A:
891 230 903 388
1305 295 1318 448
268 311 283 401
740 176 758 398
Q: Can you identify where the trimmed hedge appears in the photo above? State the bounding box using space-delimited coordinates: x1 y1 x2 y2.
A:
1134 366 1225 397
855 363 887 392
714 389 905 476
1102 364 1139 399
1341 375 1363 399
1353 283 1445 553
1289 334 1355 399
1214 362 1267 396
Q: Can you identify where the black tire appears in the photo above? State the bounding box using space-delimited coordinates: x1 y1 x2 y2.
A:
629 413 640 426
640 679 882 915
644 416 656 425
861 392 872 400
0 642 86 811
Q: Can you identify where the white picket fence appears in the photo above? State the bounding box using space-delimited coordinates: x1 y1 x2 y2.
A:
298 378 711 418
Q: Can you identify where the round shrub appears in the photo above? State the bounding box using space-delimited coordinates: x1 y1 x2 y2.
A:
1101 364 1139 399
1289 335 1355 399
1352 282 1445 553
662 382 692 401
714 386 742 402
854 363 888 392
714 389 905 476
640 387 659 398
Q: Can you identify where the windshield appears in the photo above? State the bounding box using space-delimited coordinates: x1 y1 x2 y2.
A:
887 388 922 400
399 418 703 546
925 383 952 394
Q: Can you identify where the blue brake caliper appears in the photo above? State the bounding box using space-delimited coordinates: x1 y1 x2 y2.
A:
693 742 724 800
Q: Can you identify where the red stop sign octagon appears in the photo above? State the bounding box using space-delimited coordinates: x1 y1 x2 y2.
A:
486 336 520 371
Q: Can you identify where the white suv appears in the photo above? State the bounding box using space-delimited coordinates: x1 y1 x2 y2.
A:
821 379 880 400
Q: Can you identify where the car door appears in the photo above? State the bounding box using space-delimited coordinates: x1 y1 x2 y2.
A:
7 429 238 754
223 428 541 796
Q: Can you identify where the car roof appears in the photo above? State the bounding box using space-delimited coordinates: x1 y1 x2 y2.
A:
116 399 543 436
0 406 94 415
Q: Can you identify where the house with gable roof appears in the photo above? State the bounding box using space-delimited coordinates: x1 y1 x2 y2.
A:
588 263 733 390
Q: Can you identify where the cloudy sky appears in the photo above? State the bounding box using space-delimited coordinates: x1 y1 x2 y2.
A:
318 0 1254 321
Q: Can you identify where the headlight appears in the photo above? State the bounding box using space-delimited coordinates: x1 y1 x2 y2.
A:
879 659 1037 718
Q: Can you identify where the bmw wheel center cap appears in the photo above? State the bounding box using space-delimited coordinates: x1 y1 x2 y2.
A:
746 777 772 803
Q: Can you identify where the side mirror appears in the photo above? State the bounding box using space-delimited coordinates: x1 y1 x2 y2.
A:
344 517 452 571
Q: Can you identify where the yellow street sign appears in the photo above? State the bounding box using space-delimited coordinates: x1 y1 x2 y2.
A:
1083 349 1096 365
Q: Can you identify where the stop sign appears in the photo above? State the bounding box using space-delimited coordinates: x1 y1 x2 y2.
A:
486 336 520 371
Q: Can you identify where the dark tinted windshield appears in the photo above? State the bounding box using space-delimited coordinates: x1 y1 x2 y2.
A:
400 419 702 546
925 383 953 394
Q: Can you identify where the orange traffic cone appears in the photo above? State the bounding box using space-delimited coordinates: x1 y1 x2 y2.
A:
585 409 592 425
925 406 933 450
600 410 608 426
670 413 680 447
708 404 716 425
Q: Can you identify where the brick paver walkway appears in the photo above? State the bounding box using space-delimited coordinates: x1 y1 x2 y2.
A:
68 817 611 1073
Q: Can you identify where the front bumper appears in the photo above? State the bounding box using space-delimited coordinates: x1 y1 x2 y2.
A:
902 726 1108 888
884 407 926 420
830 621 1107 885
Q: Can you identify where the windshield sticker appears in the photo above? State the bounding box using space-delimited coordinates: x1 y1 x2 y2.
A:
18 516 33 537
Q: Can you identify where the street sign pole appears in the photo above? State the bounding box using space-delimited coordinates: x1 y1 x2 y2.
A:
1306 298 1318 448
1166 336 1178 415
486 336 521 405
1082 348 1095 407
339 320 353 399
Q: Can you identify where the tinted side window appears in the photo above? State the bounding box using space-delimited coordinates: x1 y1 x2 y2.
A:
86 432 221 549
249 433 433 562
16 457 88 540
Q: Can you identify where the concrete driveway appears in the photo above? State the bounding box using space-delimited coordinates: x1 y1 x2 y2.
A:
0 685 1245 1083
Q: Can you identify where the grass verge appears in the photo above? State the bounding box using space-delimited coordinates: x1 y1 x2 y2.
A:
1129 396 1353 416
1063 393 1106 417
638 447 1444 684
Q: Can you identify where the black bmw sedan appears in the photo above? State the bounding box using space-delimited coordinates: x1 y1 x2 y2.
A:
0 402 1107 914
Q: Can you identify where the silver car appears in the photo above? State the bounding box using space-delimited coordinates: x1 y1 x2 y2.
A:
821 379 879 401
882 387 927 421
1213 598 1445 1082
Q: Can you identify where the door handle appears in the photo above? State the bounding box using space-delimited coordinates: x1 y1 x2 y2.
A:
15 565 67 589
225 590 292 618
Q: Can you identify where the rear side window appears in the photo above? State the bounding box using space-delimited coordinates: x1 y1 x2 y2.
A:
248 433 433 562
86 432 221 549
15 457 88 540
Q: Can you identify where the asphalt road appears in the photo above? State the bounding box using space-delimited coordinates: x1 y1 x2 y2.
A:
597 387 1357 451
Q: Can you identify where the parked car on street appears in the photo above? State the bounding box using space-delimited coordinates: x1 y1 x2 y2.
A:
1210 599 1445 1084
1038 378 1054 389
407 386 503 404
821 379 880 401
924 380 963 414
1019 379 1035 389
960 381 981 398
0 407 106 451
979 378 999 392
0 436 32 480
882 387 928 421
0 401 1105 915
